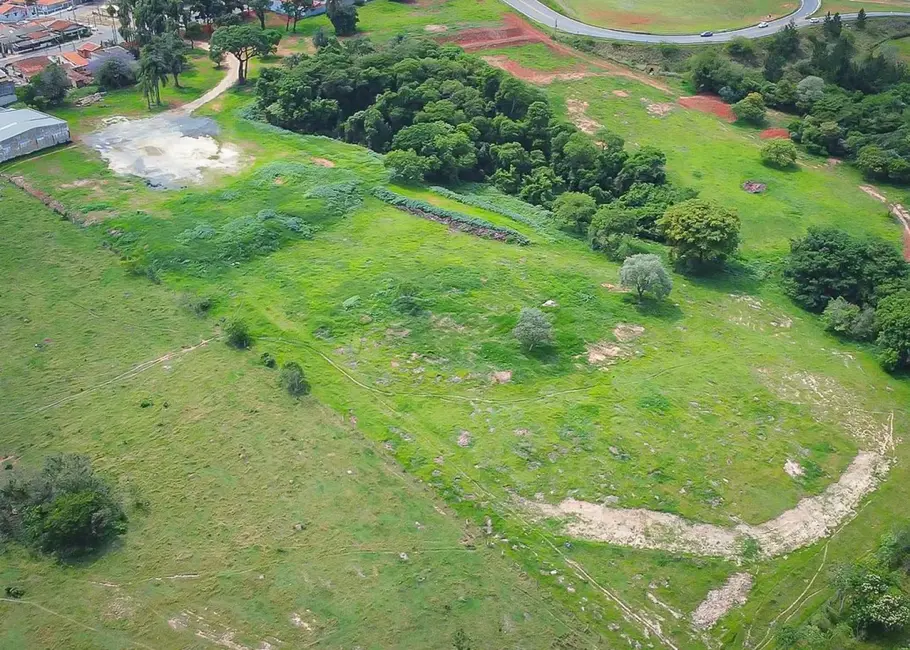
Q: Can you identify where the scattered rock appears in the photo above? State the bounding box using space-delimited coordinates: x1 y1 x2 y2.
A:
457 430 472 447
586 341 629 365
542 299 558 307
491 370 512 384
424 23 448 32
612 90 630 97
742 181 767 194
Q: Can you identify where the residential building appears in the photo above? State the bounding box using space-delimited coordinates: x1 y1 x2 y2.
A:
0 3 28 23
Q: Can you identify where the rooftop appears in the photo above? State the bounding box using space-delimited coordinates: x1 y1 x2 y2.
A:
0 107 67 141
59 50 87 67
11 55 51 76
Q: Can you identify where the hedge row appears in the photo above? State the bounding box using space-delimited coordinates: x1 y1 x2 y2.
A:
428 185 554 234
372 188 531 245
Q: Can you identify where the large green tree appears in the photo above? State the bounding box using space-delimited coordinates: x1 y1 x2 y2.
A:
658 199 740 270
326 0 357 36
210 24 279 83
876 291 910 371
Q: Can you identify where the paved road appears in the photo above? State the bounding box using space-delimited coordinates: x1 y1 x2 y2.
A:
500 0 910 43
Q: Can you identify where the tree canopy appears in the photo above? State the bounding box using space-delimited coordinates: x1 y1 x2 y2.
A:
658 199 740 270
210 24 280 83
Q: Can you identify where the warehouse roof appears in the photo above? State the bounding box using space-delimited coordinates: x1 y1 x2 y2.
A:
0 108 67 140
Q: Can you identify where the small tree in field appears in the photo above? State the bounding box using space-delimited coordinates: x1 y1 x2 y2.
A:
761 139 797 168
513 308 553 350
225 319 252 349
732 92 766 124
280 361 311 396
620 254 673 301
659 199 741 271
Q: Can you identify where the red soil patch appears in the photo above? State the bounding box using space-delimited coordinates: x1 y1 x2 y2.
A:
482 55 597 85
678 94 735 123
760 127 790 139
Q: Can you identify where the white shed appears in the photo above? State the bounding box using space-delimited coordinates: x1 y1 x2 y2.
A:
0 107 69 163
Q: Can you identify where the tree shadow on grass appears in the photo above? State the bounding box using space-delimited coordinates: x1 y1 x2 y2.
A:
679 257 769 296
523 343 560 365
624 294 683 321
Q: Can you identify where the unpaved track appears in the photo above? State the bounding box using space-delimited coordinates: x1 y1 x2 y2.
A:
529 451 890 559
176 48 239 114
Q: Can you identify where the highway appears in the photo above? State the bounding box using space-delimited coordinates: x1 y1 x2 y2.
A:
498 0 910 43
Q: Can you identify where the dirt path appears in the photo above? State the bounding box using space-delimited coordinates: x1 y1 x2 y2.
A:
176 47 240 115
859 184 910 261
528 451 890 560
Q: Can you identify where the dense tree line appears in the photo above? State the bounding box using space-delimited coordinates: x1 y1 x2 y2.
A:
689 15 910 183
255 37 678 216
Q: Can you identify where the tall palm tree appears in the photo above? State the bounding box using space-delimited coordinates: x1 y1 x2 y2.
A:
138 47 168 108
105 5 118 45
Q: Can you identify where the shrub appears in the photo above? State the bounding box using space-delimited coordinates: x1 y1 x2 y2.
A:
0 454 125 558
761 139 797 168
260 352 277 368
96 58 136 90
225 319 252 349
732 92 766 124
659 199 740 271
178 293 214 317
280 361 311 396
513 307 553 350
822 297 876 341
589 206 639 259
385 149 431 184
391 281 426 315
553 191 596 234
620 254 673 301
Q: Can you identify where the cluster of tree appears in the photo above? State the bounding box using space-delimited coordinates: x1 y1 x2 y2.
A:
782 227 910 370
17 63 70 109
0 454 126 559
254 37 674 211
777 523 910 649
689 15 910 182
210 24 281 83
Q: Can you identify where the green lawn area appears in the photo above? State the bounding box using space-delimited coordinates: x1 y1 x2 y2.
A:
4 21 910 650
537 0 793 34
879 34 910 61
814 0 910 16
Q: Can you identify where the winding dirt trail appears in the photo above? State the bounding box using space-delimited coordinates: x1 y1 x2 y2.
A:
175 48 240 115
859 184 910 261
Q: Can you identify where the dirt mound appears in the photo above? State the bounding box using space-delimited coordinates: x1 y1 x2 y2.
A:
482 55 598 85
678 94 735 123
692 573 753 630
444 14 545 51
586 341 629 365
760 127 790 139
613 323 644 342
424 24 448 32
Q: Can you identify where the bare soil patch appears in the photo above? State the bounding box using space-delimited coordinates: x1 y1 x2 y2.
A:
613 323 644 342
678 94 735 123
642 98 674 118
566 98 602 135
760 127 790 139
491 370 512 384
612 89 630 97
424 24 448 32
526 451 889 559
311 157 335 167
481 55 598 85
742 181 767 194
692 573 753 630
860 184 910 261
586 340 629 365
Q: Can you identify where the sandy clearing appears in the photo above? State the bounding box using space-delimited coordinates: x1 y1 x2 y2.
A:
692 573 753 630
566 98 602 135
481 55 600 85
528 451 890 559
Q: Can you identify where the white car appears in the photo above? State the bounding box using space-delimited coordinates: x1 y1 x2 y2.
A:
758 21 768 28
807 17 820 23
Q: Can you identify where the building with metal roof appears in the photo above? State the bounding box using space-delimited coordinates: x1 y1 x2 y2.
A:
0 106 69 162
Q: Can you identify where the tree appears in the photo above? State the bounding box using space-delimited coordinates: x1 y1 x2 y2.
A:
138 44 168 107
280 0 312 32
761 139 797 168
0 454 126 558
796 76 825 111
250 0 270 28
18 62 70 109
659 199 740 270
384 149 431 184
588 205 639 259
225 319 252 348
614 146 666 192
513 308 553 350
620 254 673 301
876 291 910 371
856 7 867 29
210 24 279 83
732 92 766 124
822 297 876 341
552 191 596 234
152 31 188 87
280 361 311 396
312 25 331 48
856 145 892 181
97 58 137 90
326 0 358 36
185 22 204 47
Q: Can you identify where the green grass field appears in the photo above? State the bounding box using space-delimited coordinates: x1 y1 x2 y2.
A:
537 0 792 34
4 4 910 648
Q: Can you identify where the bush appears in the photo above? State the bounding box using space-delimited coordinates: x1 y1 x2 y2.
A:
0 454 125 558
260 352 277 368
178 293 214 317
553 191 596 234
385 149 431 184
589 206 638 259
96 58 136 90
732 92 766 124
225 319 252 349
280 361 311 396
659 199 740 271
513 307 553 350
17 62 70 109
822 297 876 340
761 139 797 168
620 254 673 301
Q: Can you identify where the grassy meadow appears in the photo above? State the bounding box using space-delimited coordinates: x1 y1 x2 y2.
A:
3 3 910 649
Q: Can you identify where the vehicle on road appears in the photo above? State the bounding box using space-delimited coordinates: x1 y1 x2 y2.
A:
807 17 820 23
758 21 768 28
700 30 713 37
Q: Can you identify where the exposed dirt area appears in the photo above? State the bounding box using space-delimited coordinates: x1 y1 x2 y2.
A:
424 24 448 32
612 90 630 97
678 94 735 123
613 323 644 342
491 370 513 384
311 157 335 167
642 98 675 118
692 573 753 630
527 451 890 559
784 459 805 478
586 341 630 365
481 55 599 85
566 99 602 135
859 184 888 202
760 127 790 139
859 184 910 261
742 181 767 194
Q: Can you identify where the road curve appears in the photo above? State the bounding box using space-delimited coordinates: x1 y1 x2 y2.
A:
499 0 910 43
